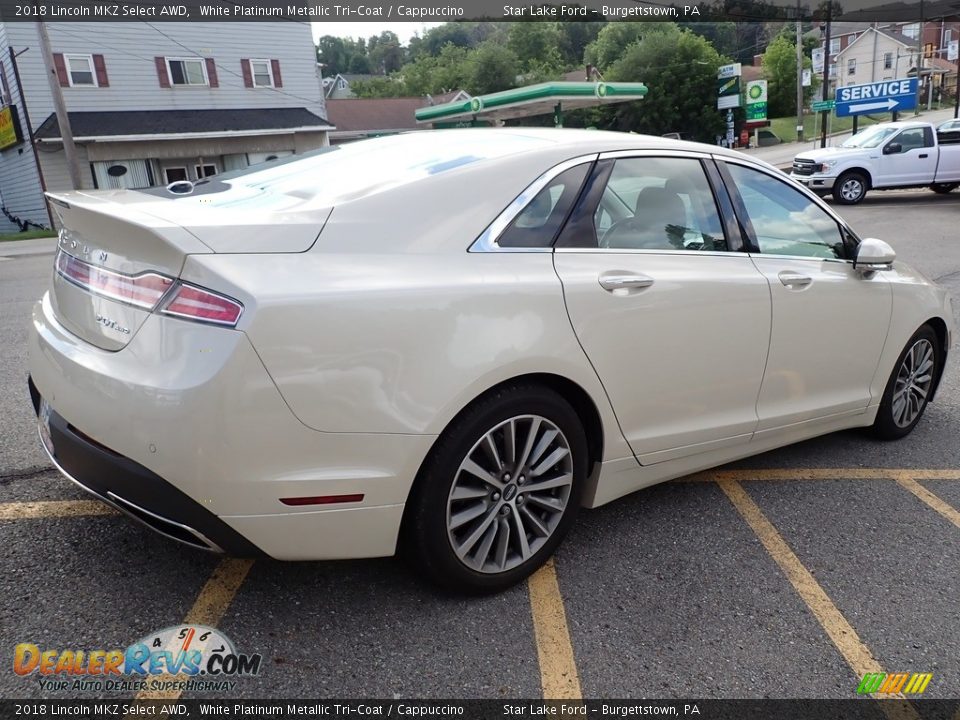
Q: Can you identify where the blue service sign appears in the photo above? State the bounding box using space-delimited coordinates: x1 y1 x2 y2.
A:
835 78 918 117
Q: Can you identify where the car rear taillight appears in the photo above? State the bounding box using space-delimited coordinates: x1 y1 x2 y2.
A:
56 250 173 310
56 250 243 328
159 283 243 327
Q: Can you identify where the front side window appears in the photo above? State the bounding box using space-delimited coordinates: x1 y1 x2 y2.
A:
66 55 95 86
167 58 207 86
250 60 274 87
590 157 727 252
841 125 899 149
727 163 845 259
890 127 930 152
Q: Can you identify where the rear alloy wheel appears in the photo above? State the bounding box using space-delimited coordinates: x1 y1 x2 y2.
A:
833 171 869 204
873 326 940 440
406 385 587 593
931 182 959 194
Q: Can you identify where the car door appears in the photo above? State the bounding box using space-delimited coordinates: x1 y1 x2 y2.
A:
875 126 938 186
719 160 892 434
552 152 772 465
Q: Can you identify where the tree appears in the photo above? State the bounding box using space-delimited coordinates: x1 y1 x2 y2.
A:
466 43 519 95
761 34 814 118
507 22 563 75
605 26 726 141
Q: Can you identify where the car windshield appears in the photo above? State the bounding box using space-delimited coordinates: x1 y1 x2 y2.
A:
840 126 900 149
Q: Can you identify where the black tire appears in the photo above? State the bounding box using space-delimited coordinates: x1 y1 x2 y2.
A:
833 171 869 205
931 182 959 194
872 325 940 440
404 383 588 594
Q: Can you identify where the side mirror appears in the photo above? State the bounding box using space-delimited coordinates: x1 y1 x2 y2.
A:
853 237 896 272
883 143 901 155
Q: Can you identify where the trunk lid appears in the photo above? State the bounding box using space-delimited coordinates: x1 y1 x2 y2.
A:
46 188 330 351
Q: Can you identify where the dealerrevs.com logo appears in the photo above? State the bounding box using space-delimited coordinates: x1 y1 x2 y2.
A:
13 625 261 693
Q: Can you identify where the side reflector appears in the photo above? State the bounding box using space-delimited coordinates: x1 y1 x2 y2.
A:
279 494 365 506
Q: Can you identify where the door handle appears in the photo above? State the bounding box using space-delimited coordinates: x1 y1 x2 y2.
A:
598 273 654 291
919 153 929 158
778 271 812 288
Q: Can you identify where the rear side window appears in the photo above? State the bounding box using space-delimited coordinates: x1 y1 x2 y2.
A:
498 164 589 248
726 163 845 259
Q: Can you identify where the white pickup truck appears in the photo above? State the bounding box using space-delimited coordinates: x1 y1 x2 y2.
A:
790 120 960 204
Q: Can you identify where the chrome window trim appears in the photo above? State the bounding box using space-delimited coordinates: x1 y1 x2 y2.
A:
598 149 713 160
555 247 747 258
469 154 598 253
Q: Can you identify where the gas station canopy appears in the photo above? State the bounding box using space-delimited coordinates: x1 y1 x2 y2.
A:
415 81 648 126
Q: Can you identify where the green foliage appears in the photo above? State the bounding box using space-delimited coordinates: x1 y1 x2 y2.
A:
507 22 564 75
603 26 725 141
466 43 520 95
584 23 645 69
349 76 404 98
761 34 815 118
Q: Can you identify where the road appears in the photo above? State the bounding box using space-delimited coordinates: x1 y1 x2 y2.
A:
1 192 959 704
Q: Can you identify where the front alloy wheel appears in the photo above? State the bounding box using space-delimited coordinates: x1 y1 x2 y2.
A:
873 326 940 440
405 384 587 593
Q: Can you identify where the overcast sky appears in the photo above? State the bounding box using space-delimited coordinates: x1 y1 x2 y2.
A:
312 22 444 45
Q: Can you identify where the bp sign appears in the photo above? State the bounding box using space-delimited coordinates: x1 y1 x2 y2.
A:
745 80 767 122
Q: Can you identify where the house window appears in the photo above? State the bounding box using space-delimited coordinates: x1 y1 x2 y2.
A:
164 167 188 184
884 52 893 69
65 54 96 87
195 163 218 178
848 58 857 75
166 58 207 86
829 37 841 55
249 59 274 88
338 78 347 89
902 23 920 40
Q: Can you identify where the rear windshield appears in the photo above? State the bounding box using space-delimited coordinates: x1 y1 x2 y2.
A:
140 131 556 211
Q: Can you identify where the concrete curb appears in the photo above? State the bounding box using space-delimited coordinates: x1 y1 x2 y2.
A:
0 237 57 258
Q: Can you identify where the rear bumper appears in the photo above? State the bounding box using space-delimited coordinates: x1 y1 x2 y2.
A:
28 293 435 560
791 173 836 191
29 377 260 555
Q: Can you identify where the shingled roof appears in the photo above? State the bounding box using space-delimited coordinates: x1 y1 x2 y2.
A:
35 107 332 141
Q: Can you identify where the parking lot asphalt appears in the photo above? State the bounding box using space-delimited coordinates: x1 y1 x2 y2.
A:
1 190 958 704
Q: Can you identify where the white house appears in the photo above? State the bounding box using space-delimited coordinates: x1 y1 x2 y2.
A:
835 26 919 88
0 22 333 231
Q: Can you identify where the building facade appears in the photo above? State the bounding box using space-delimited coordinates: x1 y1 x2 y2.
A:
0 22 332 231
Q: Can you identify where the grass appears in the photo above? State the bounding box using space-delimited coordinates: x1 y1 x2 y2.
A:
0 229 56 242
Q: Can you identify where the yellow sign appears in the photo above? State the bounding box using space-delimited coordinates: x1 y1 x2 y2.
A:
0 105 23 151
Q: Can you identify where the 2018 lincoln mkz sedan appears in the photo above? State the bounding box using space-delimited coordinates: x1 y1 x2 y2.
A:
28 129 953 592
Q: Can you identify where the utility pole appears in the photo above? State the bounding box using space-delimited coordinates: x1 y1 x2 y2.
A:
35 22 83 189
820 6 832 149
796 4 804 142
915 0 924 116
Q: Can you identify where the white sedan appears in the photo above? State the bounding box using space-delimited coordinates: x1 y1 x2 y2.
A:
28 129 953 592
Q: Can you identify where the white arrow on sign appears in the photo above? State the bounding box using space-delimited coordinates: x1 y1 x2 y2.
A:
848 98 899 113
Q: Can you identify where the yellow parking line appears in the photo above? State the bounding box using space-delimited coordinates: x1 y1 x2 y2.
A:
896 475 960 530
717 478 921 718
132 558 254 704
528 558 582 700
0 500 117 520
680 468 960 483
